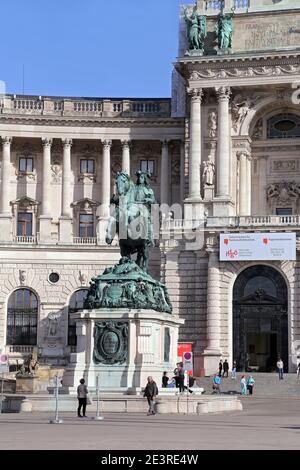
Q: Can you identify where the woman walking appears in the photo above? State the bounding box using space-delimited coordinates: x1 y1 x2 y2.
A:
77 378 89 418
240 375 247 396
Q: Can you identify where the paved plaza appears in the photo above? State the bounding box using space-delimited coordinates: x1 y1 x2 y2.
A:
1 397 300 450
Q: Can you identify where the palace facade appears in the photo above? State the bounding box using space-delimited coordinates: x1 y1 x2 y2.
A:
1 0 300 375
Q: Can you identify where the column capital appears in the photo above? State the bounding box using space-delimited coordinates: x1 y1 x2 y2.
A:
62 138 73 148
161 139 170 148
42 138 53 148
121 139 131 148
236 149 250 160
215 86 231 101
102 139 112 148
1 136 12 146
188 88 203 101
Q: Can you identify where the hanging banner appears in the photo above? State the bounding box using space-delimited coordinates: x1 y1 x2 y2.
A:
220 233 296 261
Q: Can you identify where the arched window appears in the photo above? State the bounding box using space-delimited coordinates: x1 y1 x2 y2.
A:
7 289 38 345
267 113 300 139
68 289 89 346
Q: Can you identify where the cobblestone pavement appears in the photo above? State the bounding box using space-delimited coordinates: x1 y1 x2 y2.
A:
1 398 300 450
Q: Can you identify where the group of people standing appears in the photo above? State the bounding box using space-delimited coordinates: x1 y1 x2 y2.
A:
218 359 237 379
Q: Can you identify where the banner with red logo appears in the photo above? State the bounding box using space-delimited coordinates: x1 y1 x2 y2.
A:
220 233 296 261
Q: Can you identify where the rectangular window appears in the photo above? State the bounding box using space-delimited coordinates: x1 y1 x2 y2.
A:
276 208 293 215
80 159 95 174
19 157 33 172
79 214 94 238
140 159 154 175
17 213 33 236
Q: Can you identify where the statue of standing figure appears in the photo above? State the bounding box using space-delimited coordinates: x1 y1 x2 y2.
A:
184 4 207 53
216 7 235 50
202 155 215 187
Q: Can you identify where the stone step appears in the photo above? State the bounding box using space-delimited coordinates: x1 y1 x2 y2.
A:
196 373 300 396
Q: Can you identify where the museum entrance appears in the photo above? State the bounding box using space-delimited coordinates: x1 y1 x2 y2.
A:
233 266 288 372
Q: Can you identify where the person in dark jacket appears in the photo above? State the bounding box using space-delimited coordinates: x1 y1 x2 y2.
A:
162 371 169 388
223 359 229 378
218 359 223 377
77 378 89 418
143 376 158 415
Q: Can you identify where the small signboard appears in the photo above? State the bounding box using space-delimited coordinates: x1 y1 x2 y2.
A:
220 233 296 261
0 354 9 373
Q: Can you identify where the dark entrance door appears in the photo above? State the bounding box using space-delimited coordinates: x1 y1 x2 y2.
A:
233 266 288 372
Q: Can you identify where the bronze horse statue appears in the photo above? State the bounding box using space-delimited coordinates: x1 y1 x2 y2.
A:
106 171 156 272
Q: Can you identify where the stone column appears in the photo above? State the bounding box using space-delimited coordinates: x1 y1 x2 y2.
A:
246 155 252 215
39 138 53 243
98 140 112 242
121 140 130 175
101 140 112 216
238 151 248 216
59 138 73 243
180 140 185 203
0 137 12 242
188 89 203 200
216 87 231 198
202 243 221 375
160 140 169 207
259 156 268 215
0 136 12 214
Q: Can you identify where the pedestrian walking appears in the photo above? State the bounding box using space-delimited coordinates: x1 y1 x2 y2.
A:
277 358 284 380
212 374 221 394
143 376 158 415
246 375 255 395
178 362 185 393
173 363 180 389
222 359 229 378
218 359 223 377
231 361 237 379
240 375 247 396
162 371 169 388
77 378 89 418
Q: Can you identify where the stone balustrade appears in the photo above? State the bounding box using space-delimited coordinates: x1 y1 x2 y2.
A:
1 95 171 118
164 215 300 230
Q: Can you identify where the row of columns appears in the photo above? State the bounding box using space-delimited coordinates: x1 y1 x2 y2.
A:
0 136 185 221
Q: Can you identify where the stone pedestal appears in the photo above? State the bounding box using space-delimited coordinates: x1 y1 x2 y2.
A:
0 214 12 242
16 376 40 394
203 185 214 201
63 308 184 393
39 215 52 243
58 216 73 243
212 198 235 216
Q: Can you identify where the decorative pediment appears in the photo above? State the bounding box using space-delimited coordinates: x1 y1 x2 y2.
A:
71 198 100 212
10 196 40 210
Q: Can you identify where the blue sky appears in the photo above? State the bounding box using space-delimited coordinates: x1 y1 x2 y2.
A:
1 0 183 98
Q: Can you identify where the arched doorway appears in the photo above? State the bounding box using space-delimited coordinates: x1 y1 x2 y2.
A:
233 266 288 372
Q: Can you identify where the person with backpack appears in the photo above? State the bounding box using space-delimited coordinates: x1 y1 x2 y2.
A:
246 375 255 395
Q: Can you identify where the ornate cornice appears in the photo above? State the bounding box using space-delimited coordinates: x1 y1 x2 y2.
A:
0 115 184 128
190 65 299 81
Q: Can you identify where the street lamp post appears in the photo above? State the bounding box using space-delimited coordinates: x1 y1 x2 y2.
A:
49 375 63 424
93 374 104 421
